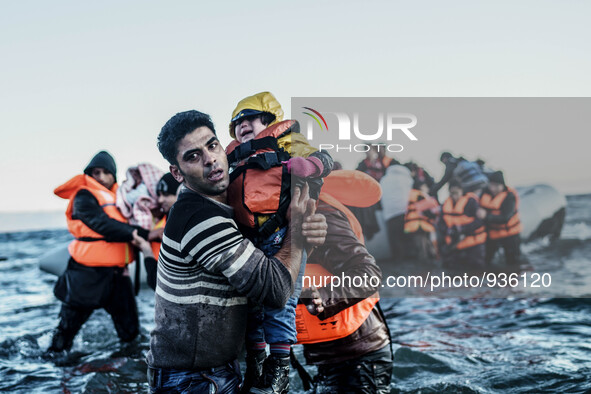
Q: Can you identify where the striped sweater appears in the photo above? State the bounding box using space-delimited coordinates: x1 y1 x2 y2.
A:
146 187 293 369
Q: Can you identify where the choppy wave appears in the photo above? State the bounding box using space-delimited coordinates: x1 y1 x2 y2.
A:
1 195 591 392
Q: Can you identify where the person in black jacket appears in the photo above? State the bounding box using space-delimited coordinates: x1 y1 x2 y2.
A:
298 200 392 393
48 151 159 353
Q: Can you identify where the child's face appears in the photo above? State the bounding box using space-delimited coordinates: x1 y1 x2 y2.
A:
235 115 267 143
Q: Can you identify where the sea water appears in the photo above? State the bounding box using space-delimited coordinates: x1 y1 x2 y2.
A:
1 195 590 393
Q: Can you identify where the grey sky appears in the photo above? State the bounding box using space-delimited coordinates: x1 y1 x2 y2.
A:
1 0 590 212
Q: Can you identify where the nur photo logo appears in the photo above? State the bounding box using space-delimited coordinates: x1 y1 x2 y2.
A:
301 107 419 153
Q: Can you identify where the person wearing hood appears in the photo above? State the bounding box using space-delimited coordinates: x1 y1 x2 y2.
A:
49 151 160 353
380 164 413 261
133 172 181 291
226 92 333 393
477 171 523 268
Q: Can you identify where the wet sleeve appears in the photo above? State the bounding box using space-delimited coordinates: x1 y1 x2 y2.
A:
72 189 147 242
144 256 157 291
181 212 294 308
302 207 382 319
486 192 517 224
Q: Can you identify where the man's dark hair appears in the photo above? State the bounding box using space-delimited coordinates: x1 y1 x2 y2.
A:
158 110 216 165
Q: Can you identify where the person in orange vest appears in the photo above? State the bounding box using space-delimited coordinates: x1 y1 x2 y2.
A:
138 172 181 291
297 170 392 393
404 181 438 261
437 179 487 269
48 151 159 353
226 92 333 393
477 171 523 268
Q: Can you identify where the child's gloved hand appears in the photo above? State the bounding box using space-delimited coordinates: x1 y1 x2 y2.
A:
285 156 323 178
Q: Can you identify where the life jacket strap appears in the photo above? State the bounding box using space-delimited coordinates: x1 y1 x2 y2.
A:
227 136 281 164
229 151 291 183
75 237 107 242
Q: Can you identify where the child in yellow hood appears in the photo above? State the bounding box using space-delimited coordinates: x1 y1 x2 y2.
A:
226 92 333 393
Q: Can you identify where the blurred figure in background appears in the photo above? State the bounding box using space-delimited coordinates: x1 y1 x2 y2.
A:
404 181 438 262
137 173 181 291
380 164 413 262
438 179 486 270
477 171 523 269
356 144 398 182
406 161 435 191
430 152 488 200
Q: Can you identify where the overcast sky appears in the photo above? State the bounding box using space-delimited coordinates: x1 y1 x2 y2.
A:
1 0 590 212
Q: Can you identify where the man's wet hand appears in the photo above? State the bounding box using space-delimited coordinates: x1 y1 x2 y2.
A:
288 183 310 225
302 286 324 315
148 228 164 241
132 230 154 258
302 200 327 247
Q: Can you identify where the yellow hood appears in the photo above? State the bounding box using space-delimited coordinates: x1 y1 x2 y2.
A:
229 91 284 139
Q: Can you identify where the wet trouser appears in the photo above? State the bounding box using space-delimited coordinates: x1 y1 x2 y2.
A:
246 252 306 346
485 234 522 268
386 214 406 262
313 346 393 394
49 268 139 352
147 361 241 394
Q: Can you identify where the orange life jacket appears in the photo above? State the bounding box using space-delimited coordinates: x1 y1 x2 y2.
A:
226 120 295 238
150 216 166 259
404 189 437 233
296 170 381 345
442 193 487 250
480 187 522 240
54 174 132 267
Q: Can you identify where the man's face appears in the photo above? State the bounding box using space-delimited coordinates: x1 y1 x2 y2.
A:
449 186 463 203
170 126 229 202
90 167 115 190
235 115 267 143
157 192 177 214
488 182 504 196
